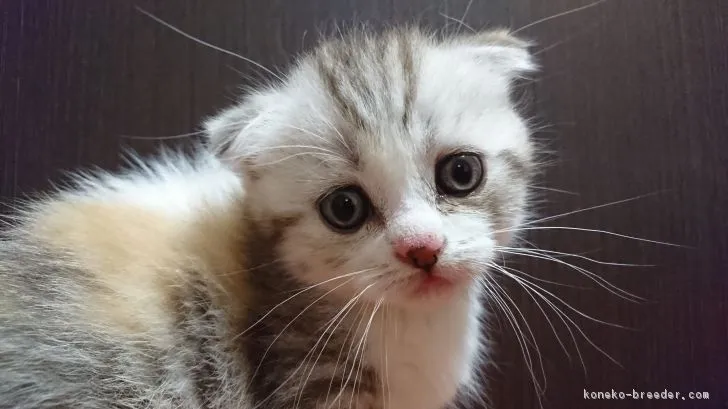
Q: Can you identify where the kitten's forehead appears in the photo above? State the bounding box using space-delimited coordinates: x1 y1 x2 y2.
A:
291 27 530 162
308 28 425 135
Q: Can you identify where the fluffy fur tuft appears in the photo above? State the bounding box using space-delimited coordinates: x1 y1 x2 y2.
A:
0 26 537 409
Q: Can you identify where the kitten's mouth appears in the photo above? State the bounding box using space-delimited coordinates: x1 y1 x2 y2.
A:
393 265 472 300
413 274 454 296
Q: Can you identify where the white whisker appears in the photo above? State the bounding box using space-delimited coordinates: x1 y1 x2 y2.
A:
340 297 383 409
527 185 580 195
439 13 475 33
245 144 343 157
251 151 349 168
498 245 653 267
382 304 391 409
351 296 384 409
511 0 609 35
479 277 542 397
135 7 285 83
502 270 623 368
119 130 206 141
248 279 372 409
487 276 547 397
489 263 588 373
247 275 358 391
460 0 474 31
497 225 686 248
496 263 632 330
520 192 664 228
233 268 375 340
496 248 645 302
481 259 584 288
294 284 372 409
326 301 368 408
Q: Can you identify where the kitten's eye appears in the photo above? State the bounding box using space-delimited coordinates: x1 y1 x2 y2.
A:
318 186 370 232
435 153 485 197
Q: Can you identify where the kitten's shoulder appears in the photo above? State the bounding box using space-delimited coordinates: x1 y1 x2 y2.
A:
2 149 248 332
0 150 251 407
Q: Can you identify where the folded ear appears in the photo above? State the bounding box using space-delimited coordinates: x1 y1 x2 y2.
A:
203 98 262 159
456 29 538 79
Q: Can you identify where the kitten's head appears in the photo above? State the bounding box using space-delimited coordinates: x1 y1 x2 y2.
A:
205 27 536 308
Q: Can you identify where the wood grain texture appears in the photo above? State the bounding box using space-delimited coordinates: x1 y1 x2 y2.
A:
1 0 726 408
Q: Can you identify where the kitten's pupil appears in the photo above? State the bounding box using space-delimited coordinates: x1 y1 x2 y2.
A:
331 194 356 222
319 186 369 232
436 153 485 197
451 159 472 185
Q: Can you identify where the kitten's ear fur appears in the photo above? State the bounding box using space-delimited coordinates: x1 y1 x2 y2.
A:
457 29 537 78
203 92 274 168
203 100 257 159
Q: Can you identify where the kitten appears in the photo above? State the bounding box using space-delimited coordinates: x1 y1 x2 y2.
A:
0 26 536 409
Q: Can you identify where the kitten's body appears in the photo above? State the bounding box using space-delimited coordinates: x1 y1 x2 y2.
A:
0 153 250 408
0 27 535 409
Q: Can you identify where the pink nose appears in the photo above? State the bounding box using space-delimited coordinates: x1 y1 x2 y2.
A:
393 235 444 272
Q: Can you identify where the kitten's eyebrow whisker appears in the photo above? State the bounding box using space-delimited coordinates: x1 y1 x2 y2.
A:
120 130 206 141
306 106 354 154
250 151 349 168
532 39 569 57
120 110 257 141
135 7 285 83
510 0 609 35
280 124 331 145
246 144 343 156
225 142 350 167
528 15 604 57
439 13 476 34
278 123 355 165
459 0 475 33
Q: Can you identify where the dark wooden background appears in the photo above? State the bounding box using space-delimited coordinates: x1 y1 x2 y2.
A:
1 1 727 408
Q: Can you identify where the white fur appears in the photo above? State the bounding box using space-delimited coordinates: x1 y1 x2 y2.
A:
63 150 243 220
368 286 485 409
